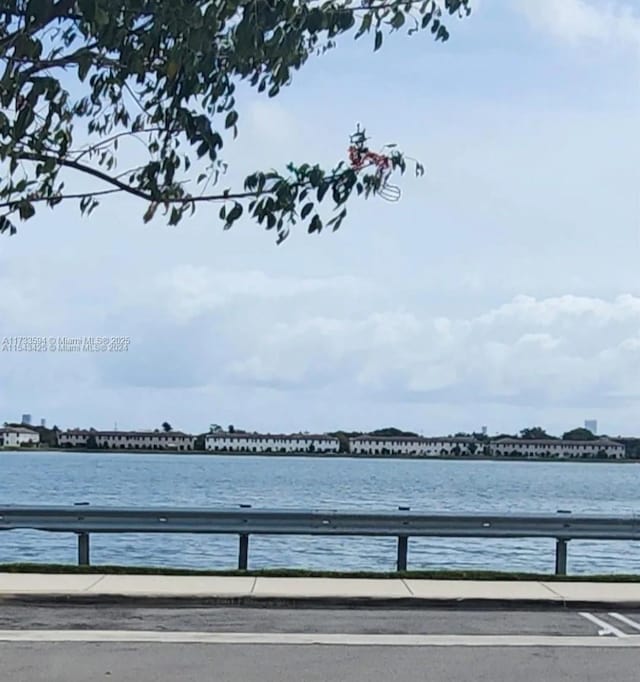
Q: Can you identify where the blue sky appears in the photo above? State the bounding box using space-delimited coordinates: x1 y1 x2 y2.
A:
0 0 639 437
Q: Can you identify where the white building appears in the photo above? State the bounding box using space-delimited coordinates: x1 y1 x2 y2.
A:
58 429 89 448
0 426 40 448
348 436 478 457
205 432 340 454
349 436 423 456
59 429 195 451
490 438 625 459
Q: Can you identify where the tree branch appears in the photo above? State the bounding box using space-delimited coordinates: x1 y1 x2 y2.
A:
10 43 101 81
15 150 153 201
0 187 123 210
69 127 170 162
0 162 346 210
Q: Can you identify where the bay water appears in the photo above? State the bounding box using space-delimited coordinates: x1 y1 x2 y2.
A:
1 451 639 574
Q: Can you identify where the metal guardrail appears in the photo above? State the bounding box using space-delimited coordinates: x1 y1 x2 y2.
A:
1 505 639 575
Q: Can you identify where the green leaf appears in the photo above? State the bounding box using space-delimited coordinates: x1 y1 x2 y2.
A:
306 8 325 32
226 202 243 224
14 107 34 140
308 167 323 187
77 53 92 81
328 208 347 232
300 202 314 219
355 12 372 38
26 0 50 22
317 183 329 202
437 25 450 41
390 12 405 30
338 12 355 31
0 215 16 234
308 214 323 233
143 203 158 223
225 111 238 128
374 30 383 51
18 202 35 220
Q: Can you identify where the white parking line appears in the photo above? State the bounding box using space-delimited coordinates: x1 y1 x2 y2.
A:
578 612 628 638
1 630 640 647
608 613 640 633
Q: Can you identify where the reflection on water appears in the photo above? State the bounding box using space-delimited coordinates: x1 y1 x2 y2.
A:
1 451 639 574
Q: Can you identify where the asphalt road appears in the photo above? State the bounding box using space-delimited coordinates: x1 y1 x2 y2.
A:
2 642 640 682
2 606 640 681
0 605 602 635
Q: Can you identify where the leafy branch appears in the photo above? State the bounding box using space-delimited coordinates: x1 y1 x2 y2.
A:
0 0 470 241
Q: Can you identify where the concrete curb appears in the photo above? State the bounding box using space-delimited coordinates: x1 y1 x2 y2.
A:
4 593 640 611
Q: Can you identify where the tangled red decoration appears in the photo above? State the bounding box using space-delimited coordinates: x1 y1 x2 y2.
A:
346 126 401 202
347 145 392 174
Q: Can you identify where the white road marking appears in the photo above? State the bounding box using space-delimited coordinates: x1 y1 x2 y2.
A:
0 630 640 648
608 613 640 633
578 612 628 638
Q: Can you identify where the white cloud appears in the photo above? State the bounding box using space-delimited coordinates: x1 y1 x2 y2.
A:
156 266 374 323
4 262 639 410
518 0 640 49
223 293 640 406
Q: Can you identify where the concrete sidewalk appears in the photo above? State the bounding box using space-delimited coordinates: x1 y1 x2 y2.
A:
1 573 640 608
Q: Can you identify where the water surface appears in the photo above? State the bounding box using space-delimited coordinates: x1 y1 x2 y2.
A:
1 451 638 574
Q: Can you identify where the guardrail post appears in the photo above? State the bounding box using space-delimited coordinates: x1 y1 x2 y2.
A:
555 538 568 575
77 533 90 566
397 506 410 572
238 504 251 571
74 502 90 566
238 534 249 570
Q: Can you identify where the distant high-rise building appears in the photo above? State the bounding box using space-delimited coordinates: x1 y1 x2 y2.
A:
585 419 598 434
40 418 46 427
21 414 32 425
481 426 487 436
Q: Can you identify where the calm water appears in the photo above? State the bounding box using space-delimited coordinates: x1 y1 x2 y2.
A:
1 451 640 574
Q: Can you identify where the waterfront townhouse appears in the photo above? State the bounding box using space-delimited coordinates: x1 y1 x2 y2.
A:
348 435 478 457
349 435 424 456
58 429 91 448
489 438 625 460
58 429 196 451
0 426 40 447
205 432 340 454
423 436 478 456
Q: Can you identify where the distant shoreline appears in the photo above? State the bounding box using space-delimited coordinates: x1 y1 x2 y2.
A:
2 447 640 463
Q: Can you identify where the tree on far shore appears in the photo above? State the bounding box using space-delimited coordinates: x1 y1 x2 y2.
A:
369 427 418 438
519 427 554 440
562 427 597 441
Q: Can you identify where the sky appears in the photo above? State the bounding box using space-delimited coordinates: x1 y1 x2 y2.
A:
0 0 639 437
